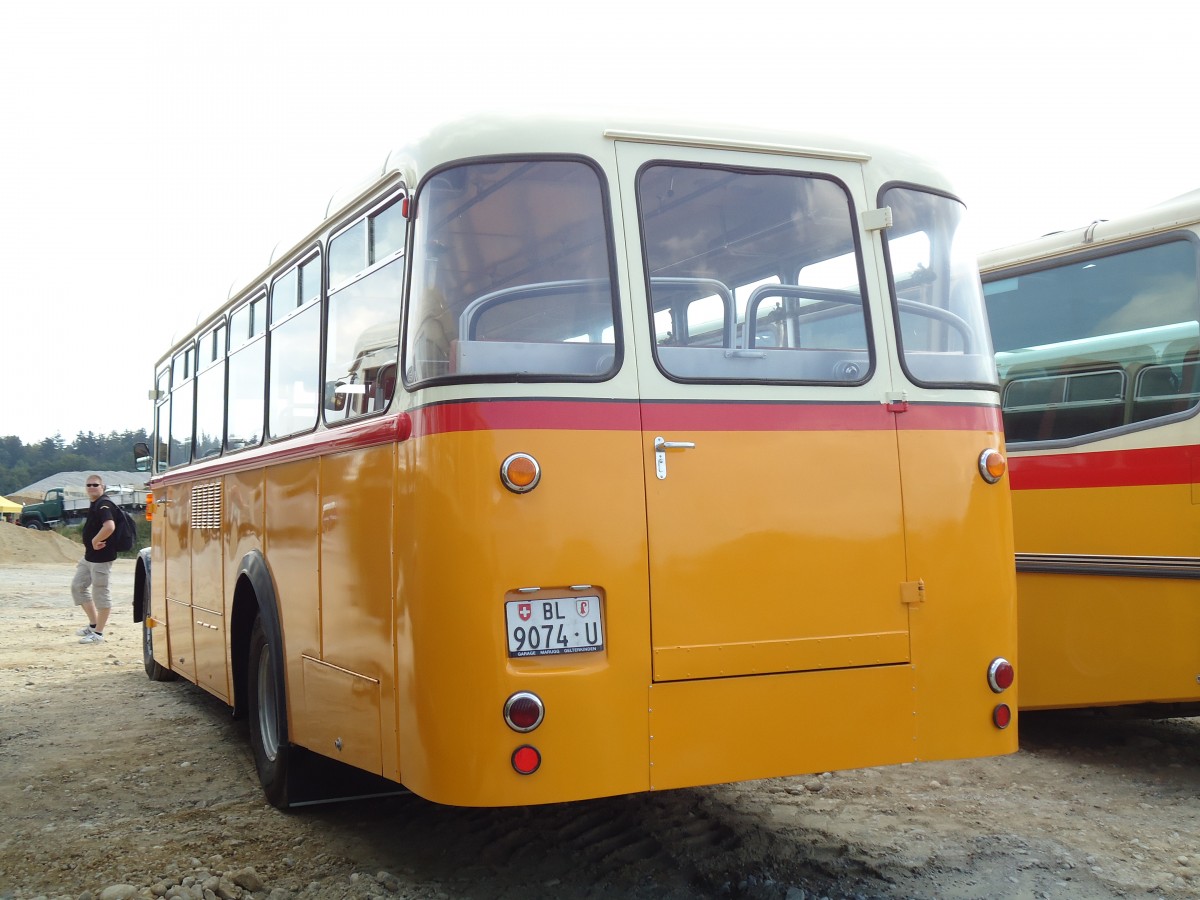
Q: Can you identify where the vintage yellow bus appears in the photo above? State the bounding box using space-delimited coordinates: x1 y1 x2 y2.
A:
981 189 1200 714
134 116 1017 809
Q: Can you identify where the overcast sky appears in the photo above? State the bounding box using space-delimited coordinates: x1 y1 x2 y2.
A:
2 0 1195 444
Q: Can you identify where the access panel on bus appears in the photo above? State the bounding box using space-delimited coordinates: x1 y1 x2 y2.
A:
615 142 910 683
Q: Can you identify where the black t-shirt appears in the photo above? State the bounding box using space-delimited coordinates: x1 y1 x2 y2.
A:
83 495 118 563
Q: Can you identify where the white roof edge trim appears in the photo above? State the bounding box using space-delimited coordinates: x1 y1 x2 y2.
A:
602 129 871 163
979 189 1200 272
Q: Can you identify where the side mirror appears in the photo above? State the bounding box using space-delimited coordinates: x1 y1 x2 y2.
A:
324 381 347 412
133 441 151 473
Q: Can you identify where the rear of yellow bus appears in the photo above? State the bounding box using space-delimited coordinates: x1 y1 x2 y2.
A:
390 122 1017 806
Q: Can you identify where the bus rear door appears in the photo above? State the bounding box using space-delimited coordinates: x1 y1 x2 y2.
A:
614 139 910 686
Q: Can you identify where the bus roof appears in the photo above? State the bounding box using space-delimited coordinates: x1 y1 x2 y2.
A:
168 114 961 369
979 188 1200 275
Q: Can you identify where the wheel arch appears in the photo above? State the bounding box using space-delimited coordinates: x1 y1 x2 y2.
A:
133 547 151 623
231 550 283 721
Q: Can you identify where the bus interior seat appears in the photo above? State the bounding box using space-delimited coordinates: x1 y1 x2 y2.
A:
1131 339 1200 421
374 364 397 412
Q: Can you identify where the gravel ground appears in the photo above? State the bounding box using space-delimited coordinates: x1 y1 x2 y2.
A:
2 526 1200 899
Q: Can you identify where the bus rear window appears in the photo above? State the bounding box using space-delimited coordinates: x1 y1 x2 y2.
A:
638 165 871 384
882 187 996 388
404 159 618 385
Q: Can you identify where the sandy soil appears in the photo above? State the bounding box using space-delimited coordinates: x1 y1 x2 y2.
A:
2 523 1200 900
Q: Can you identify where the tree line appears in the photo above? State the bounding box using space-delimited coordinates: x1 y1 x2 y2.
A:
0 430 150 497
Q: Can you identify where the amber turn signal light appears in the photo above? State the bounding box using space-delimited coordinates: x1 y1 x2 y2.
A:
978 448 1006 484
500 453 541 493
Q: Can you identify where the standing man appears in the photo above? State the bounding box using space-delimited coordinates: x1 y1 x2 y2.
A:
72 476 118 644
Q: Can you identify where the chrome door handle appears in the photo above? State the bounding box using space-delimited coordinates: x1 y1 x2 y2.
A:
654 436 696 480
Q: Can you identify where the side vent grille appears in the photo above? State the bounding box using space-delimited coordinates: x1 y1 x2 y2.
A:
190 482 222 530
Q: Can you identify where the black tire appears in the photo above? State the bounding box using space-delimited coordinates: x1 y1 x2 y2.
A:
142 617 177 682
24 520 44 531
247 616 292 808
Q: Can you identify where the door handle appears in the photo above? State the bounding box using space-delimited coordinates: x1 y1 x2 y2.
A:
654 436 696 480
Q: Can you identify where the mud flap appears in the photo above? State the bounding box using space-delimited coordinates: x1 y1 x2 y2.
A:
283 746 409 808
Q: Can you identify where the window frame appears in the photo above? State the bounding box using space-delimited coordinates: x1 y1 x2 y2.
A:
401 154 623 389
324 190 408 427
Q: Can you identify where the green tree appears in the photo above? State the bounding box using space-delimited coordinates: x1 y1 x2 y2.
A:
0 429 151 495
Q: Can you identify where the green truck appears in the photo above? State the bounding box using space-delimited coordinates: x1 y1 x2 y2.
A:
19 486 145 530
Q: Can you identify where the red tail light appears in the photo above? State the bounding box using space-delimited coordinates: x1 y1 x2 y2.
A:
504 692 545 732
987 657 1014 693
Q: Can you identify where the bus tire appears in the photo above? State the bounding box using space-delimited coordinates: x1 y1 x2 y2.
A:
139 567 176 682
247 615 292 808
142 619 177 682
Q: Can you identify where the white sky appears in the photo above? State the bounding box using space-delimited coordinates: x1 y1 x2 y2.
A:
2 0 1195 444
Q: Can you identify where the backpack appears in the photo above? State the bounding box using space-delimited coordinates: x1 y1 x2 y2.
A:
108 503 137 552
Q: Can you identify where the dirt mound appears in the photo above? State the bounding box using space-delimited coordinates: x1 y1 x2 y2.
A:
0 523 81 565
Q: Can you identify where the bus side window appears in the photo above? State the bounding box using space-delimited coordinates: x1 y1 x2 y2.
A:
1132 340 1200 422
1002 365 1128 441
324 192 406 424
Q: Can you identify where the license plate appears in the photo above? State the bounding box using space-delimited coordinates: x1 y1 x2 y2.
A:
505 596 604 657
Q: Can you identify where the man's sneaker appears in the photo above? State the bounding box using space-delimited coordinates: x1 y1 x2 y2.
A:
76 626 96 636
79 631 104 644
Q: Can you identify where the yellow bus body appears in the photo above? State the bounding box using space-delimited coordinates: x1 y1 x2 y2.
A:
141 116 1017 808
982 190 1200 713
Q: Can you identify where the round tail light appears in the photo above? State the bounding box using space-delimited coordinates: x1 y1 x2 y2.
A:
504 692 545 732
987 657 1015 693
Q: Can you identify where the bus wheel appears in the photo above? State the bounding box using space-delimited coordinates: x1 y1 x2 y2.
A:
247 616 291 808
142 618 177 682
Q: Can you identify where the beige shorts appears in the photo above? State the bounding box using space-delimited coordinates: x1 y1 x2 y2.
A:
71 559 114 609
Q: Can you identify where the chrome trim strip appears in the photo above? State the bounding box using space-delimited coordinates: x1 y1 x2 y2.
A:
603 129 872 162
1016 552 1200 580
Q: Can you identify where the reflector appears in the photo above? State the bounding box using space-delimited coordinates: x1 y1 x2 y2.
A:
993 704 1012 729
511 744 541 775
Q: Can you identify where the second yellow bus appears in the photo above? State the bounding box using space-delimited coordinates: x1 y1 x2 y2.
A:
982 189 1200 714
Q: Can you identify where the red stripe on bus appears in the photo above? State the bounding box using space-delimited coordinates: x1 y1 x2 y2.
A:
1009 445 1195 491
152 400 1003 487
412 399 641 436
413 399 1001 436
151 415 408 487
900 403 1003 433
